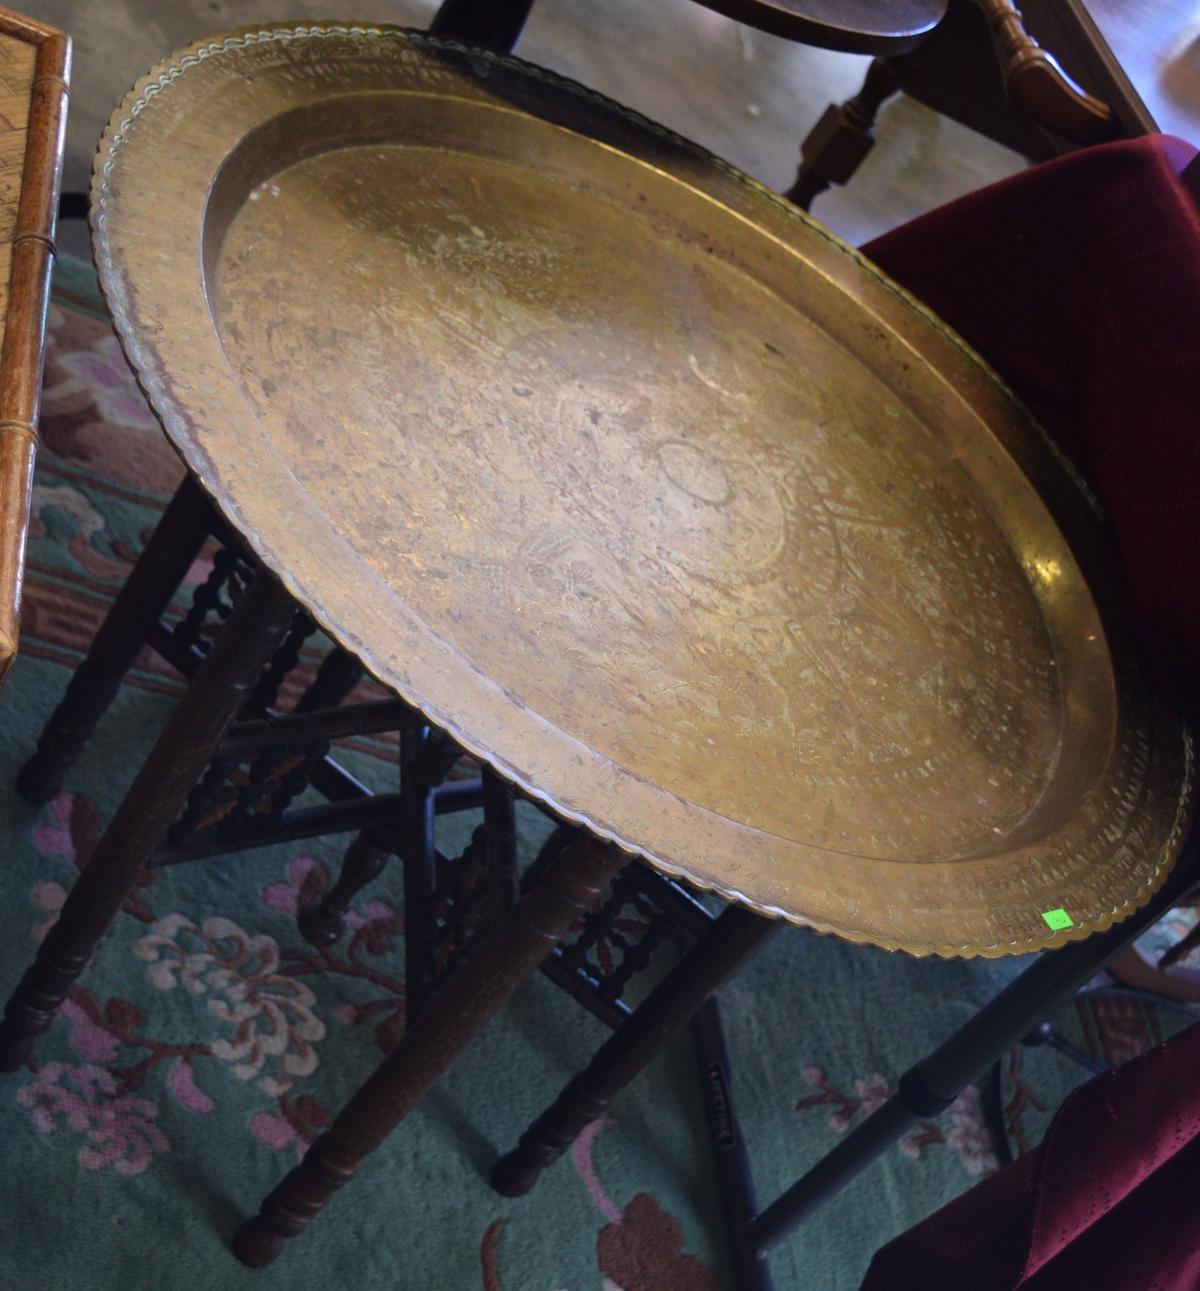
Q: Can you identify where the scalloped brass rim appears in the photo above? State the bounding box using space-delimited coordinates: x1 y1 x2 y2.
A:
90 22 1195 958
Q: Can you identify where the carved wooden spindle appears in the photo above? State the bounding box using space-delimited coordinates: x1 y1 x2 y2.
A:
491 903 776 1197
603 899 671 1003
786 58 903 210
977 0 1114 144
163 748 243 849
248 609 316 712
298 827 394 947
233 832 631 1267
244 647 367 844
259 649 374 940
292 650 403 947
0 574 297 1072
16 476 213 804
172 543 241 650
430 826 491 983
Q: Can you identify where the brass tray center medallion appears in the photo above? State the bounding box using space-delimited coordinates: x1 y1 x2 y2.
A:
216 139 1061 862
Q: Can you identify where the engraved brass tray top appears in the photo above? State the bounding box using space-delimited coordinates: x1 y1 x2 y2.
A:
92 24 1192 958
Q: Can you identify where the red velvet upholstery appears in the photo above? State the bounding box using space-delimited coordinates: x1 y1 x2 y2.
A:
859 1017 1200 1289
865 135 1200 722
857 136 1200 1289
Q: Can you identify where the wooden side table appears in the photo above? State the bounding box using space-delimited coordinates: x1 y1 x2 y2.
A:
0 9 68 688
2 22 1192 1276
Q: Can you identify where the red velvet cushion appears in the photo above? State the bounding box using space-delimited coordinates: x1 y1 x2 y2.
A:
857 136 1200 1289
860 1018 1200 1289
864 135 1200 722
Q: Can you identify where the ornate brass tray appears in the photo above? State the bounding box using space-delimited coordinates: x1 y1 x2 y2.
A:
92 24 1192 957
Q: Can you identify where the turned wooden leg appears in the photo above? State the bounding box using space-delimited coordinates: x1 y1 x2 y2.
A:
429 0 535 51
0 574 297 1073
290 652 379 948
521 821 578 890
483 770 518 929
786 57 904 210
295 648 363 713
233 832 630 1268
491 903 776 1197
17 476 213 803
403 728 463 1022
298 828 394 947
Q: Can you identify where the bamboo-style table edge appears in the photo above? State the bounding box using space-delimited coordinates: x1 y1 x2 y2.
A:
0 9 69 686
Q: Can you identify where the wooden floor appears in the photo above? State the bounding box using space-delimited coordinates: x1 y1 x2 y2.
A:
44 0 1023 257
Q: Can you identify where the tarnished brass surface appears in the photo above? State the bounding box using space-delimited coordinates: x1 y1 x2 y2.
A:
92 24 1193 957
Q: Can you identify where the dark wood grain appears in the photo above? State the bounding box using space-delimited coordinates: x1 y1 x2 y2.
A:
692 0 946 53
0 574 297 1072
787 57 904 206
492 904 776 1197
431 0 946 58
234 833 632 1268
978 0 1114 143
17 476 212 802
298 828 395 947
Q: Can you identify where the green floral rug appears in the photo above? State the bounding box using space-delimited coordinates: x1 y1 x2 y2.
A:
0 255 1194 1290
